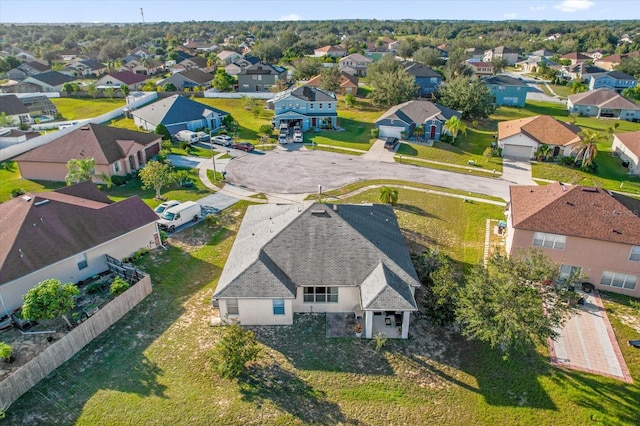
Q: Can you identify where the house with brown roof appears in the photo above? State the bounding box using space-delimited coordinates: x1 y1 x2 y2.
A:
119 58 164 76
0 182 160 315
594 52 640 71
612 131 640 174
176 56 216 73
560 52 591 65
95 71 149 91
567 89 640 121
506 183 640 298
313 45 347 58
305 71 358 96
338 53 373 77
14 123 161 182
498 115 582 159
466 61 494 79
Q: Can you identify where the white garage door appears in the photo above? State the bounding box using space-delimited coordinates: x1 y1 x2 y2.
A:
503 144 533 159
378 125 404 139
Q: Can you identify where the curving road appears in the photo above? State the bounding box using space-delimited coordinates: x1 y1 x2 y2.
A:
225 149 512 200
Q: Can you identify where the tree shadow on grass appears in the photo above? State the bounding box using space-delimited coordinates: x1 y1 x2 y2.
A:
394 203 432 217
239 363 363 425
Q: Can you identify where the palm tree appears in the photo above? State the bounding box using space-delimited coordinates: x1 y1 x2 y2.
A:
379 186 399 206
574 129 599 170
413 125 425 141
536 144 551 161
65 158 111 188
443 116 467 145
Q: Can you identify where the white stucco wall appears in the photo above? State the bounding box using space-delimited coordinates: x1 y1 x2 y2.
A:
292 287 361 313
218 298 294 325
612 136 640 173
0 223 159 316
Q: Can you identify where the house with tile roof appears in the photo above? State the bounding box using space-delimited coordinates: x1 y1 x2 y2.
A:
483 75 529 107
131 94 229 135
0 181 160 315
237 62 287 93
95 71 149 91
506 183 640 298
375 100 461 140
483 46 519 65
305 71 358 96
594 52 640 71
588 70 637 94
14 123 161 182
403 62 442 97
271 86 338 131
213 203 420 338
156 69 214 91
338 53 373 77
16 71 76 93
567 89 640 121
498 115 582 159
560 52 591 65
612 131 640 174
313 45 347 58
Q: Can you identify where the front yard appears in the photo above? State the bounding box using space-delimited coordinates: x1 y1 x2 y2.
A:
50 97 126 120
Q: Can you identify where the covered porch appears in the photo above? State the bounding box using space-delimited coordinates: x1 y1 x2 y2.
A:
365 310 411 339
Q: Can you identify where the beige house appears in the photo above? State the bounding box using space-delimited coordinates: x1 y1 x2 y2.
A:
0 182 160 315
612 131 640 174
498 115 582 159
15 123 161 182
506 183 640 298
213 203 420 339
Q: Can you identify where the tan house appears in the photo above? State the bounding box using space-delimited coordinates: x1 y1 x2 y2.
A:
466 61 493 78
305 71 358 95
313 45 347 58
95 71 149 91
560 52 591 65
594 52 640 71
338 53 373 77
0 181 160 315
506 183 640 298
15 123 161 182
498 115 581 159
612 131 640 174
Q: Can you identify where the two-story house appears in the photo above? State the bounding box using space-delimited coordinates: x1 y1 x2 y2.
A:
272 86 337 131
338 53 373 77
238 62 287 93
403 62 441 97
588 71 638 94
507 183 640 298
483 75 529 107
483 46 519 65
466 61 494 79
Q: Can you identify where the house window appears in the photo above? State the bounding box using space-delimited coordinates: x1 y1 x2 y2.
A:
273 299 285 315
559 264 581 281
600 271 637 290
76 253 88 270
227 299 239 315
303 287 338 303
310 103 314 109
430 77 439 83
113 161 120 174
319 103 323 109
630 246 640 262
533 232 566 249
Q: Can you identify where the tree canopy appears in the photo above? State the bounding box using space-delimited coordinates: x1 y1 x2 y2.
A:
22 278 80 328
437 77 496 119
138 160 174 199
366 55 417 107
65 158 111 187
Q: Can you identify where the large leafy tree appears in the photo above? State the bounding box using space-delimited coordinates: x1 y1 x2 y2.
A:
413 47 445 67
456 249 577 355
292 57 322 80
22 279 80 328
574 129 599 169
443 115 467 145
65 158 111 187
319 67 341 92
367 55 417 107
139 160 174 199
437 77 496 119
210 323 261 379
251 40 283 63
212 68 235 92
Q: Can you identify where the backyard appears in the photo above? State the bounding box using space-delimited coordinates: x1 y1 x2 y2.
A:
3 191 639 425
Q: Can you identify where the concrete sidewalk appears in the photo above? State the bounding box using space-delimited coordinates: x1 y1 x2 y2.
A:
549 290 632 383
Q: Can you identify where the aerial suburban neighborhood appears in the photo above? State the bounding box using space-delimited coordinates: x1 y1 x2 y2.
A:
0 2 640 424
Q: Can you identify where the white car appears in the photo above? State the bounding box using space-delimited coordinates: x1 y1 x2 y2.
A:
154 200 179 216
278 134 288 144
293 134 303 143
211 135 232 146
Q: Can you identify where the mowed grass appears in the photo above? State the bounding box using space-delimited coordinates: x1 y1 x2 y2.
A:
196 98 274 142
4 195 639 425
50 98 126 120
0 161 65 202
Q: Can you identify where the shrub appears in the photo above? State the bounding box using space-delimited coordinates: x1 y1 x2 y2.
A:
0 342 12 360
370 128 380 138
131 248 150 260
86 281 103 294
372 333 387 352
483 147 493 159
559 156 575 166
210 323 261 379
205 214 218 226
179 141 190 150
110 276 130 296
10 188 25 198
111 175 126 186
160 231 168 244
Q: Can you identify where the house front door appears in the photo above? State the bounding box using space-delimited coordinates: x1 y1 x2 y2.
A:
312 117 317 127
430 125 436 139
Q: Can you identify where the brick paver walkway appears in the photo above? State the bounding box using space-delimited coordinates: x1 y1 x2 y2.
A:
549 290 632 383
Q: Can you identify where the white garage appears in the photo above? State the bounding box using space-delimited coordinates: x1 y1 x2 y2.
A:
377 125 405 139
502 143 534 159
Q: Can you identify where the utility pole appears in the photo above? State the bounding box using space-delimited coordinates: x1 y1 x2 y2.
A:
140 8 145 24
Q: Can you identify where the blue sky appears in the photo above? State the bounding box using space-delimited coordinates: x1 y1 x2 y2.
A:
0 0 638 23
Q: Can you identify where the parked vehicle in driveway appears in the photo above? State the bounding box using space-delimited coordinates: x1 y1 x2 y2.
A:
154 200 179 216
384 137 399 150
293 133 303 143
279 134 288 144
174 130 199 144
157 201 201 232
196 132 210 142
211 135 233 146
232 141 255 152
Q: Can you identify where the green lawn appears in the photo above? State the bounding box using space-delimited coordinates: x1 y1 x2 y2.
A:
0 161 65 202
196 98 274 142
548 84 572 98
50 98 126 120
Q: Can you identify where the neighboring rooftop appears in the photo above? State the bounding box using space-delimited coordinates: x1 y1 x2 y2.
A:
498 115 581 146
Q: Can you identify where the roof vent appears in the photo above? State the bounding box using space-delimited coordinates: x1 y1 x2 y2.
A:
21 195 32 202
582 187 598 193
81 125 90 130
311 209 327 216
34 199 50 206
566 201 575 206
560 184 567 192
612 229 622 235
333 204 338 211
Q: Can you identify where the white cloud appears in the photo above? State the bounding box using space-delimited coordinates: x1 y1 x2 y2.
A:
503 12 518 19
279 13 301 21
554 0 595 12
529 5 548 11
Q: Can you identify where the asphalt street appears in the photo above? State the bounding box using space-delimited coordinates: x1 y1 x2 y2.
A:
225 149 511 200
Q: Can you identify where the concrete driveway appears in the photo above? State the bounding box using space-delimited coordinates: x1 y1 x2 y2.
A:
225 149 511 200
362 138 396 162
501 157 536 185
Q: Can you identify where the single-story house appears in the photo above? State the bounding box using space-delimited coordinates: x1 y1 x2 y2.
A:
338 53 373 77
271 86 338 131
156 69 214 90
0 94 33 126
588 70 637 94
14 123 161 182
217 50 243 66
567 89 640 121
94 71 149 91
313 45 347 58
375 100 461 140
305 71 358 96
131 94 229 134
119 58 165 76
0 181 161 315
517 56 557 73
594 52 640 71
213 203 420 339
506 183 640 298
483 75 529 107
64 58 107 77
498 115 582 159
612 131 640 174
176 56 216 73
15 71 77 93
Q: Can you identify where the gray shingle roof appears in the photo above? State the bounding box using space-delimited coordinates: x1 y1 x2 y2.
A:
0 94 29 115
27 71 75 86
131 94 228 127
483 75 528 87
404 62 441 78
214 203 420 310
376 100 461 126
